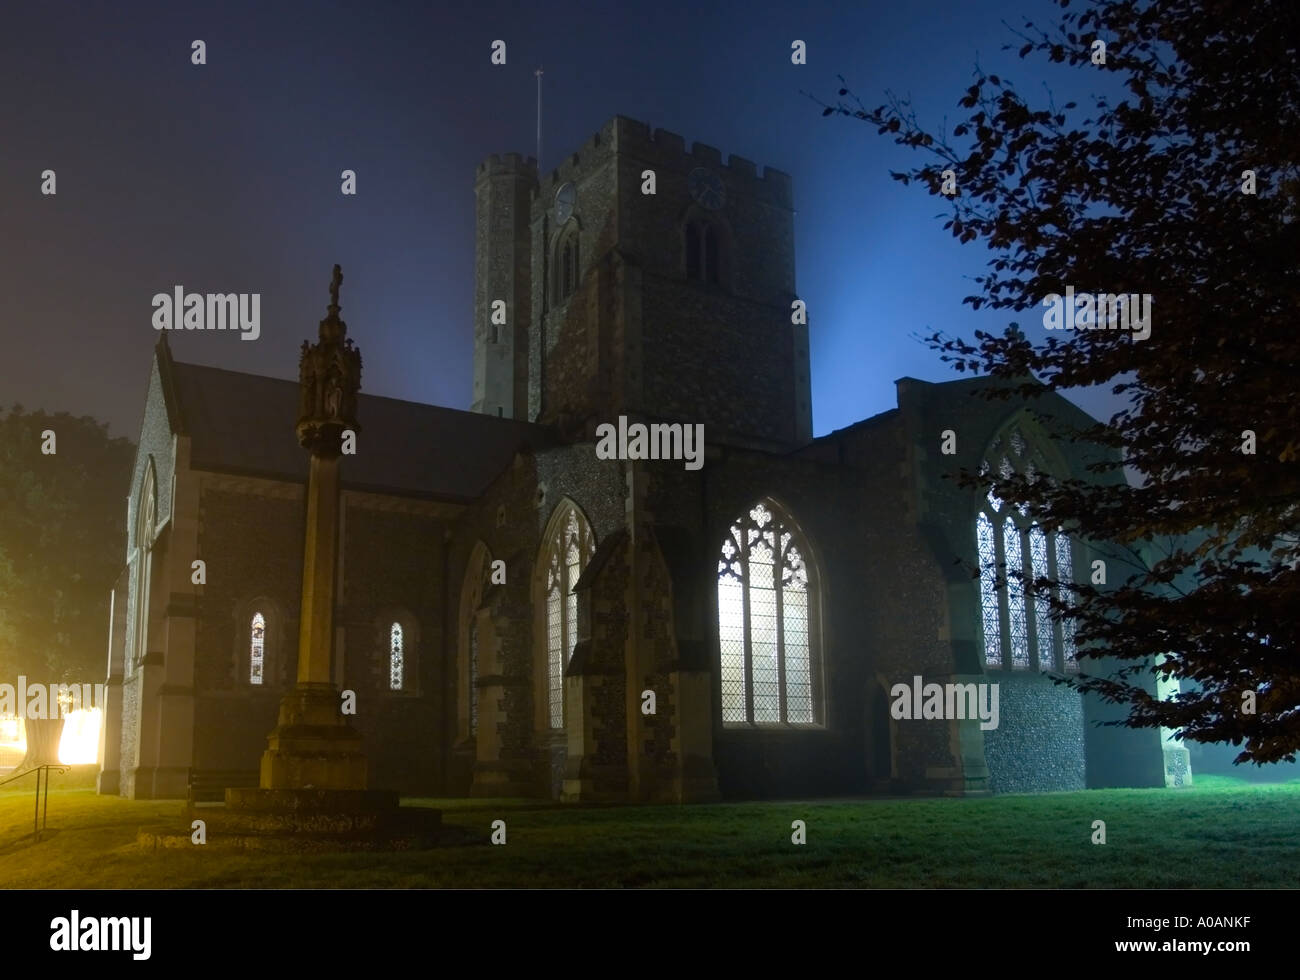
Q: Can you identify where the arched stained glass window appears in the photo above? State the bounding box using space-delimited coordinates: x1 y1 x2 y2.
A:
250 612 265 685
544 504 594 729
717 501 822 726
975 426 1079 673
389 622 404 691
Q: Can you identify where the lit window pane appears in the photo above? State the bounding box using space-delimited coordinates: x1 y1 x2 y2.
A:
1003 518 1029 669
1055 534 1077 670
749 540 780 723
547 584 563 728
250 613 265 685
1030 525 1054 671
718 577 746 723
783 585 811 723
566 544 580 664
390 622 404 691
976 513 1001 667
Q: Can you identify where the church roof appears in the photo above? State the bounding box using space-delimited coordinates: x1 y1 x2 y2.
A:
164 357 556 501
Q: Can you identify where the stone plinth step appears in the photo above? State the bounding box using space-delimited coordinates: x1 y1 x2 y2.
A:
224 787 400 812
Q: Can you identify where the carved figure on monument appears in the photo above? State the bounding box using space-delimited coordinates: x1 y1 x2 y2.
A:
298 340 315 421
326 372 343 419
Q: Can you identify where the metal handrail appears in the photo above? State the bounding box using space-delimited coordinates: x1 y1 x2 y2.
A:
0 764 71 842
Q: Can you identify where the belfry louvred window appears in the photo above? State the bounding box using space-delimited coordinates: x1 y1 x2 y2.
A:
686 221 721 284
554 226 579 303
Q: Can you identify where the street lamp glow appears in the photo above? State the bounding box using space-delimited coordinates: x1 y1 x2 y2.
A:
58 709 102 765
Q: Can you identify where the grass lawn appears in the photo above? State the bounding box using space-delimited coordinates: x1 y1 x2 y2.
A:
1 767 1297 888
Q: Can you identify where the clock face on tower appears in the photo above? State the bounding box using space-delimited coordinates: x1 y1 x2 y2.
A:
688 168 725 210
554 182 576 225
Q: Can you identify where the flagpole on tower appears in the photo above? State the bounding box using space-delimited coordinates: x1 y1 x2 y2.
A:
534 66 543 172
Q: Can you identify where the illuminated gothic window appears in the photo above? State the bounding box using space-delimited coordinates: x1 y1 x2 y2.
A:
717 501 822 726
389 622 404 691
250 612 265 685
975 425 1079 673
544 504 595 729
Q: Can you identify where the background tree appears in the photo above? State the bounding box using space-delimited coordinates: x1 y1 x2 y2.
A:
0 406 134 767
820 0 1299 763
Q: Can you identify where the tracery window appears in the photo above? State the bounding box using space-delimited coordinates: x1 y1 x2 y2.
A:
717 501 822 726
544 504 595 729
250 612 266 685
389 622 404 691
976 426 1078 672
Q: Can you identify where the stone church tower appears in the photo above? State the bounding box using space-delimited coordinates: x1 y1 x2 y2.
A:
471 153 535 420
471 116 813 450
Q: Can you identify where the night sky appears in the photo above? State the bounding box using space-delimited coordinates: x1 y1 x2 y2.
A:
3 0 1119 443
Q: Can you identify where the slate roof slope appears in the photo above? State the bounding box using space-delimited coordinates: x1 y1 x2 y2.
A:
166 359 556 501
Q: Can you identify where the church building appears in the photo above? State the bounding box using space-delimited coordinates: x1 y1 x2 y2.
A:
98 115 1170 803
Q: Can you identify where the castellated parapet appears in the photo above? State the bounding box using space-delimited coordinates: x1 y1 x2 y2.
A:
534 116 794 211
475 113 809 450
476 153 538 178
